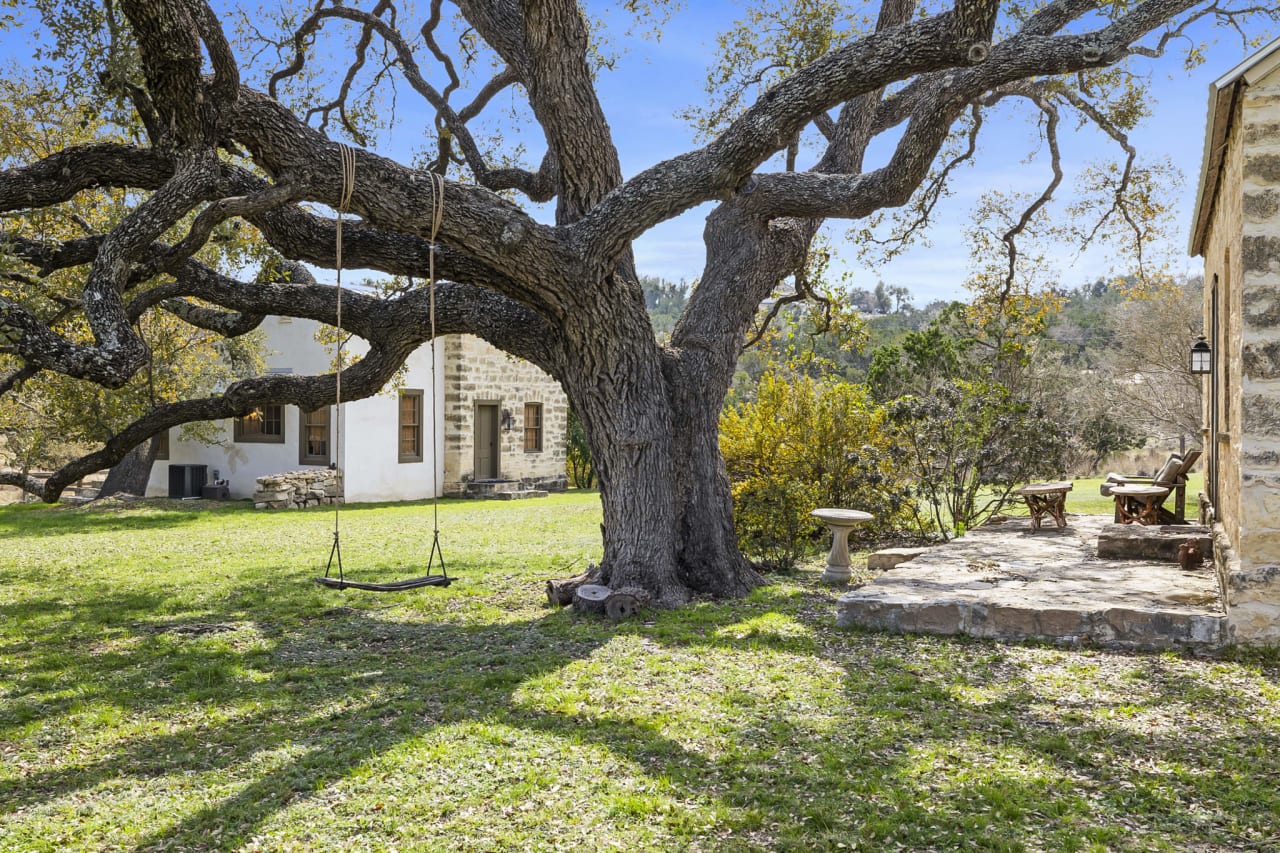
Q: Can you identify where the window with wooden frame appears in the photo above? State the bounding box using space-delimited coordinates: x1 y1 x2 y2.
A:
234 404 285 443
523 403 543 452
299 407 331 465
155 429 170 460
399 390 424 463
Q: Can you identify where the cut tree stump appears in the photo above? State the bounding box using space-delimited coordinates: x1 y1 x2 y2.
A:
612 586 652 610
570 584 650 619
606 593 638 619
546 568 599 607
572 584 613 614
570 581 650 614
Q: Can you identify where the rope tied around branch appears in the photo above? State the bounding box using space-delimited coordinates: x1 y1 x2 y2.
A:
330 142 357 577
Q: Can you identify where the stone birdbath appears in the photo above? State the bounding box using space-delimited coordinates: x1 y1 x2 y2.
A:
811 508 874 585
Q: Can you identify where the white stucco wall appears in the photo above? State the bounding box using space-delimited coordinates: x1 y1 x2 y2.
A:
340 338 445 503
147 317 445 502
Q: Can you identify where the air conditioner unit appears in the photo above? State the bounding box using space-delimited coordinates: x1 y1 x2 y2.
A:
168 464 208 499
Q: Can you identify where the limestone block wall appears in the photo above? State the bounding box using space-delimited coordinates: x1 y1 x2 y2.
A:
253 469 342 509
1224 64 1280 642
440 334 568 495
1204 94 1246 566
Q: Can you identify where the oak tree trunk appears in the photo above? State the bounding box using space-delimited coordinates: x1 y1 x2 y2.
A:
98 435 161 498
560 283 763 605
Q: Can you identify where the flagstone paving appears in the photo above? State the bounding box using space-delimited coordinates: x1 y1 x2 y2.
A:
838 515 1225 650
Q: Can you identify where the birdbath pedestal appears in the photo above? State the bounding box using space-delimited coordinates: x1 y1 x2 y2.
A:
811 508 874 585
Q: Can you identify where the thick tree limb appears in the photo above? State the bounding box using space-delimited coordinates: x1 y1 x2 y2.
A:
0 144 172 212
120 0 209 148
228 87 574 308
159 300 263 337
1 150 220 387
571 1 1000 263
0 340 415 502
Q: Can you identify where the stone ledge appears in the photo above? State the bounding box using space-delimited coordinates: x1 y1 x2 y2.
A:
1095 524 1213 562
867 547 930 571
837 593 1225 650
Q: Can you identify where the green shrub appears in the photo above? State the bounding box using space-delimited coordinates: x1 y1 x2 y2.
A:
886 379 1071 539
720 372 913 570
565 408 595 489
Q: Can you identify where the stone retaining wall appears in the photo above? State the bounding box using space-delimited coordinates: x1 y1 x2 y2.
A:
253 470 342 510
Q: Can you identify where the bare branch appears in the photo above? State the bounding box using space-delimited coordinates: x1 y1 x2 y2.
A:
159 299 263 337
571 0 1004 261
993 89 1064 306
863 104 984 258
0 364 38 397
459 66 519 122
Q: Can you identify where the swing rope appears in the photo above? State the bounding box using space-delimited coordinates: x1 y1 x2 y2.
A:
319 143 451 591
324 142 357 586
424 170 447 578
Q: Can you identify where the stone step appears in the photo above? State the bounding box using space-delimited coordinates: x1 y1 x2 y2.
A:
488 489 550 500
465 479 520 496
1096 523 1212 561
837 594 1225 648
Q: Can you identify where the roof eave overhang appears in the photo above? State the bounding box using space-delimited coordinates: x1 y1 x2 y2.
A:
1188 36 1280 258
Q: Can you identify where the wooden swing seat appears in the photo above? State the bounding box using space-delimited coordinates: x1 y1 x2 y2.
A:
314 574 451 592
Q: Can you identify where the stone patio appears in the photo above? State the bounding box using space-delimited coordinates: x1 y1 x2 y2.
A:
836 515 1226 650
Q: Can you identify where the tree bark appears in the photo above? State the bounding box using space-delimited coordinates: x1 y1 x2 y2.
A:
98 435 161 498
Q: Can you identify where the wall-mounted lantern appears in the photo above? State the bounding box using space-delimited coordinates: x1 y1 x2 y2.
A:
1190 336 1213 375
500 408 515 432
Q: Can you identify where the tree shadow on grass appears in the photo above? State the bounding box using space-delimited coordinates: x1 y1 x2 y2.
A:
5 572 1279 852
548 587 1280 849
1 598 619 849
809 636 1280 849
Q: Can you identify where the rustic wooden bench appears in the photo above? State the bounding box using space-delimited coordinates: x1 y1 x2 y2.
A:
1014 481 1073 530
1110 484 1171 526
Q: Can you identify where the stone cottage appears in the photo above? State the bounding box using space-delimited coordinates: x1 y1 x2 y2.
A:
1189 34 1280 644
147 317 569 503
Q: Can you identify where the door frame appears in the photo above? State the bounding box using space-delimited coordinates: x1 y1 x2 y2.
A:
473 400 502 480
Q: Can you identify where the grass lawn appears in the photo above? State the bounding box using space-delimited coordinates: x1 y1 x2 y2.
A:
2 490 1277 852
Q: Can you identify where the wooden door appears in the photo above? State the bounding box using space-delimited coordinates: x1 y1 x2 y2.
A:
474 403 500 480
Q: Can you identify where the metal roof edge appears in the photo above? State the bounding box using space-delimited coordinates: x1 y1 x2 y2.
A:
1188 36 1280 257
1220 34 1280 88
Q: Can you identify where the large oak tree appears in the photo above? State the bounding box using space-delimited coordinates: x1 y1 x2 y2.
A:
0 0 1270 604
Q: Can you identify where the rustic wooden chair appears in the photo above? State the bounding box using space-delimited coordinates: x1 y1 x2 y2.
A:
1100 449 1201 524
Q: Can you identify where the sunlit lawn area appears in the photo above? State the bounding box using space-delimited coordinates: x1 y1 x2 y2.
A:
2 489 1277 852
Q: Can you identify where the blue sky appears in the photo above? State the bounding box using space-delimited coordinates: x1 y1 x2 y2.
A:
0 3 1272 305
582 5 1266 303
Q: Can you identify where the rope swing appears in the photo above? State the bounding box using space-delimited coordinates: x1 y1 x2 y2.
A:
316 144 452 592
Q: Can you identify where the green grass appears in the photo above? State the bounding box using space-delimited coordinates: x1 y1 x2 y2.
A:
2 490 1276 852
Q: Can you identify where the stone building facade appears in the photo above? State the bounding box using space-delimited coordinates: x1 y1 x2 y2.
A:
142 320 568 504
440 334 569 496
1190 36 1280 644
